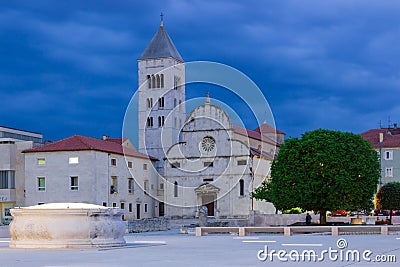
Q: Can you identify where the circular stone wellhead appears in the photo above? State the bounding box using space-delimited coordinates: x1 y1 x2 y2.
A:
9 203 126 249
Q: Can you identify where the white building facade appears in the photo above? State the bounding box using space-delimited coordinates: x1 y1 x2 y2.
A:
24 135 160 221
0 126 42 224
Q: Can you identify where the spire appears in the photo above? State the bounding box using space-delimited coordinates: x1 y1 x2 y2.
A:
205 92 210 104
138 16 183 62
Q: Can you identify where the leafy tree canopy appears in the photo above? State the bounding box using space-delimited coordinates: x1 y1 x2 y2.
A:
253 129 380 224
376 182 400 211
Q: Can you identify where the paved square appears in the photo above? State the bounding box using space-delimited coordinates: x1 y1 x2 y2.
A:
1 230 399 266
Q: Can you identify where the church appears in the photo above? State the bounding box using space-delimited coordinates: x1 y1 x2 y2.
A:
136 20 285 220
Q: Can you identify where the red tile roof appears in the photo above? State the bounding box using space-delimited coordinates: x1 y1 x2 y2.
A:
361 128 400 148
250 147 274 160
253 123 285 135
23 135 156 160
232 124 280 146
106 138 127 145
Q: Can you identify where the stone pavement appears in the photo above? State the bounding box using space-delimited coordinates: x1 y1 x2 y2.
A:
0 229 399 266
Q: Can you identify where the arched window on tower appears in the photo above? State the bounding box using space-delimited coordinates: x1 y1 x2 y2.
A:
161 116 165 126
147 98 151 109
156 75 160 88
158 116 162 127
239 179 244 196
147 117 153 127
160 74 164 88
174 76 179 90
151 75 156 88
158 97 165 109
147 75 151 89
174 98 177 108
174 181 178 197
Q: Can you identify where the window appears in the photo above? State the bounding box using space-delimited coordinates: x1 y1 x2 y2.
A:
385 167 393 177
204 161 213 167
174 181 178 197
144 203 148 213
158 116 165 127
203 178 213 182
143 164 147 170
158 97 165 108
69 156 79 164
147 117 153 127
171 162 180 168
129 203 133 213
128 178 134 194
70 176 78 191
120 202 125 210
112 203 117 208
37 177 45 191
111 158 117 166
159 183 164 190
160 74 164 88
102 202 107 207
239 179 245 196
201 136 216 152
174 76 178 90
156 75 161 88
0 170 15 189
147 75 151 88
37 158 46 165
128 161 133 168
151 75 155 88
385 151 393 160
174 98 177 107
147 98 153 109
111 176 118 193
4 208 11 217
237 160 247 166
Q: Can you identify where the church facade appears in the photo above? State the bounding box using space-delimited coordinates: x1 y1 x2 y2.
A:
137 21 284 219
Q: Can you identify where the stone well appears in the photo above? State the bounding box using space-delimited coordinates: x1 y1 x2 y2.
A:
9 203 126 248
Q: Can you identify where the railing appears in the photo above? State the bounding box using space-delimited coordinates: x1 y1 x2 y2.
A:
195 225 400 237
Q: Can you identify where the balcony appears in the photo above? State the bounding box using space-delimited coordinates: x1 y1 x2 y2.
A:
0 189 16 202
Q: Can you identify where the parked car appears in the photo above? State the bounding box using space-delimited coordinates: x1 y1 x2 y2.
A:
350 210 369 216
331 210 347 217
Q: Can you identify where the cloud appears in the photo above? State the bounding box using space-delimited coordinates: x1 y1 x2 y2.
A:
0 0 400 142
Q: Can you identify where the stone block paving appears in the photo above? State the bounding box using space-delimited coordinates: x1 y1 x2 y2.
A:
0 229 399 266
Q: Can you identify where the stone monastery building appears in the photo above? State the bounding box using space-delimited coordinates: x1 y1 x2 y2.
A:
17 20 284 222
136 20 284 219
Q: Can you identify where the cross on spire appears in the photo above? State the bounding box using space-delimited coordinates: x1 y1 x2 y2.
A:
160 12 164 26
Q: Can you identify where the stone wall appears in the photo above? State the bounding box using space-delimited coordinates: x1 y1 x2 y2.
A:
127 217 170 233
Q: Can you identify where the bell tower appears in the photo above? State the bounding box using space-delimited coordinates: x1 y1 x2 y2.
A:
137 19 186 174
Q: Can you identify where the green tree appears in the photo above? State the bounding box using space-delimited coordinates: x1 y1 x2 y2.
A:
375 182 400 224
253 129 380 224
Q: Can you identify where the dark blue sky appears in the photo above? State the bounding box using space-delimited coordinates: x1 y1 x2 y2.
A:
1 0 399 143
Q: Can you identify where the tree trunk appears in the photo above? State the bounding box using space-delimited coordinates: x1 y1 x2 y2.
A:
389 210 393 225
320 210 327 225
